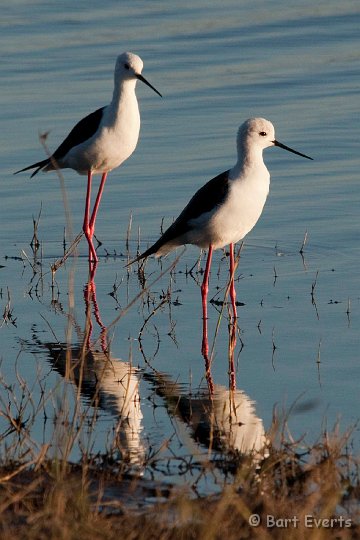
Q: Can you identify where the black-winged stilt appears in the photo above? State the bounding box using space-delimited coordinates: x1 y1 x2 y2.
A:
15 51 162 263
129 118 312 327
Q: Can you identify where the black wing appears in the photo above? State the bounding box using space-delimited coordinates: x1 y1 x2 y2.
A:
132 169 230 261
14 106 105 177
52 106 105 161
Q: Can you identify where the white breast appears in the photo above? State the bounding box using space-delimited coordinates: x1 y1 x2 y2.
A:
187 170 270 249
66 94 140 175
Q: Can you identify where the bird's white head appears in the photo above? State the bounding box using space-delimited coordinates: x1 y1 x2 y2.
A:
115 52 144 80
114 52 162 97
237 117 313 160
237 118 275 154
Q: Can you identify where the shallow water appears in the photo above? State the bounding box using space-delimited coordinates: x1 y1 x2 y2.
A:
0 1 359 494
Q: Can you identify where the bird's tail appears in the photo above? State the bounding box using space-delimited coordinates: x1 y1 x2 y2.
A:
126 244 158 267
14 158 50 178
126 222 180 267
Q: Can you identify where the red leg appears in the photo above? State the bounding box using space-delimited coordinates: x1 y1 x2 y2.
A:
83 171 92 235
201 245 213 357
228 244 237 389
229 320 237 391
89 172 108 233
83 171 98 262
229 243 237 321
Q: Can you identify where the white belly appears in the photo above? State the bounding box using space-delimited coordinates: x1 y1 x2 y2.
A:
65 124 139 175
187 175 269 249
63 96 141 175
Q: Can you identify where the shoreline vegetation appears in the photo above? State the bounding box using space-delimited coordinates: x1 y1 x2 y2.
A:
0 417 359 539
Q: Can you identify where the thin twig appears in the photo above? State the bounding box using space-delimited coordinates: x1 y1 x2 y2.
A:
299 230 308 254
51 231 84 274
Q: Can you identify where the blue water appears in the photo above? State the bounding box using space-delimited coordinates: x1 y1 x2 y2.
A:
0 0 359 493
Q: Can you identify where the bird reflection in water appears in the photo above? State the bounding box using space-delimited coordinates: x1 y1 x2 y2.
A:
83 264 108 354
144 369 267 460
44 267 145 467
183 273 268 459
140 310 267 461
41 265 266 468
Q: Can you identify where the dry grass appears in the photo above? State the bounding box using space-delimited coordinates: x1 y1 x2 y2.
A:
0 416 359 539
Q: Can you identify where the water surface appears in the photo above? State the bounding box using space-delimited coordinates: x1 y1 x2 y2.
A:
0 0 359 493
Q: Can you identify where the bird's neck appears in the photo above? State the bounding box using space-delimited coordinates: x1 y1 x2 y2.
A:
111 79 137 110
230 145 268 183
107 80 139 124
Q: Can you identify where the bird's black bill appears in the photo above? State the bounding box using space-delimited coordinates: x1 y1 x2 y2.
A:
136 74 162 97
273 140 313 160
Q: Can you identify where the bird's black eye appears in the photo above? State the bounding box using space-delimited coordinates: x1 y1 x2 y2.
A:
259 131 267 137
124 63 130 70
